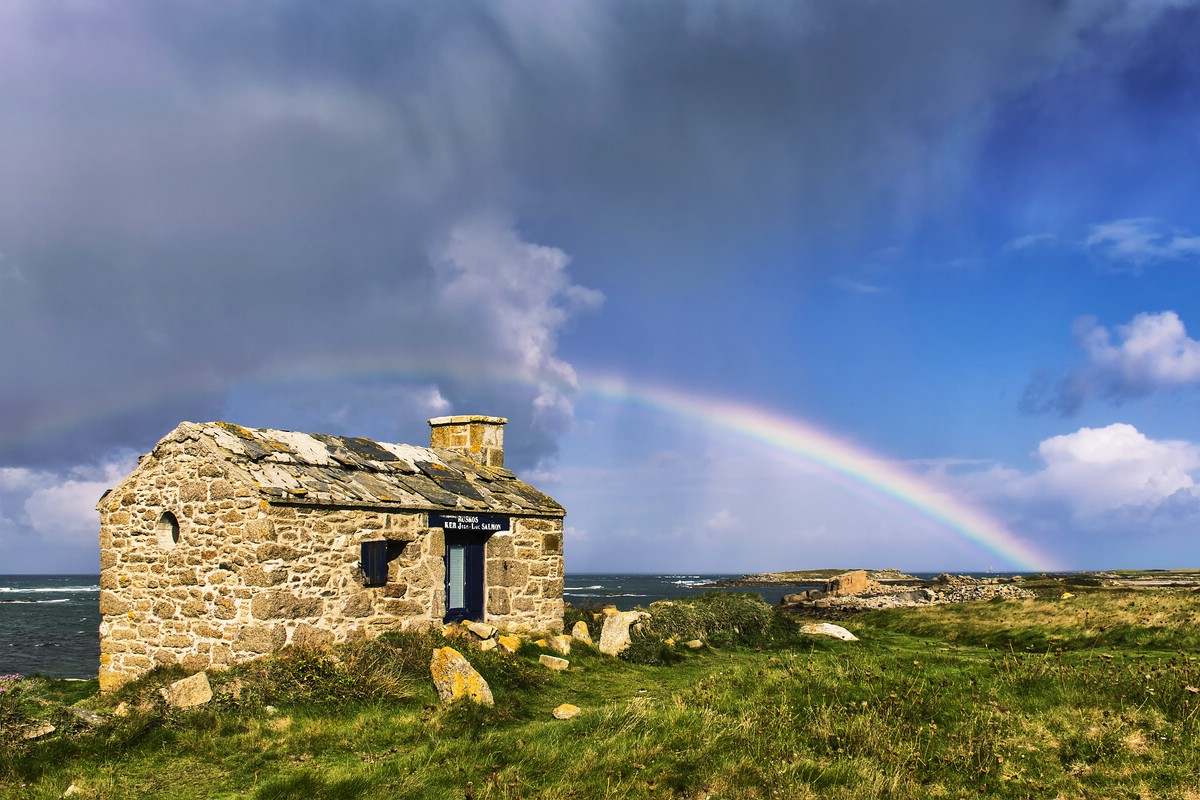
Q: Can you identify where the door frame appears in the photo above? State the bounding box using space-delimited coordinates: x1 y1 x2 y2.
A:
443 532 486 622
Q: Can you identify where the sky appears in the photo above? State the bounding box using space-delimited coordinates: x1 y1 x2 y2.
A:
3 0 1200 574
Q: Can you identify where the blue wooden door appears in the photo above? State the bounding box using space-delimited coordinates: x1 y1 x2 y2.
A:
444 533 485 622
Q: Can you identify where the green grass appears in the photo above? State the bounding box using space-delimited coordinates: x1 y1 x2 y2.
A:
4 588 1200 798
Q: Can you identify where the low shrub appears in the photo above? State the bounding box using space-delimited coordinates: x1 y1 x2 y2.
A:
622 592 805 663
228 633 440 707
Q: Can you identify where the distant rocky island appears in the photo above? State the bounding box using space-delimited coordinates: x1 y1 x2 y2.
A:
703 568 1200 618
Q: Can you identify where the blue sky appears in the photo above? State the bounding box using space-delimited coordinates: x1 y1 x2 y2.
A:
3 1 1200 573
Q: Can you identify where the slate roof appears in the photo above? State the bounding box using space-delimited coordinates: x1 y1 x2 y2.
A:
166 421 565 516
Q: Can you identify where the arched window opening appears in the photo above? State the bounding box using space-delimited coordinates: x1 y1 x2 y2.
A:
156 512 180 549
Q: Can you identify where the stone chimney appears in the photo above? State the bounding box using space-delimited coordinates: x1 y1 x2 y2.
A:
428 415 507 467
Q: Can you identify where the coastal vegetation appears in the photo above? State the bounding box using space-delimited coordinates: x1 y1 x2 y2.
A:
3 577 1200 798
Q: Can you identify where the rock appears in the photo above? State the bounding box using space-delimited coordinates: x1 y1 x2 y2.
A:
160 671 213 708
800 623 858 641
68 707 106 726
539 654 569 671
430 647 494 706
552 703 580 720
113 702 131 717
1061 592 1075 599
548 635 571 655
823 570 880 597
599 610 649 656
466 621 497 640
478 638 498 652
497 634 522 653
63 784 82 797
685 639 704 649
570 620 592 645
21 722 56 740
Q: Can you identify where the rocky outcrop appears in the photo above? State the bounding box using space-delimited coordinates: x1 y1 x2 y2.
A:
780 571 1035 615
430 647 493 706
825 570 880 596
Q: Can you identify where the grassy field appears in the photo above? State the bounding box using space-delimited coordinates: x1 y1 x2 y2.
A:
3 582 1200 799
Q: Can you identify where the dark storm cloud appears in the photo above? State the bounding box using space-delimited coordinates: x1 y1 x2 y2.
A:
0 0 1159 468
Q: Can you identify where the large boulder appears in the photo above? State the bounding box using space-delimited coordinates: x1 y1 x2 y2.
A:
430 647 494 706
160 671 213 708
598 610 649 656
800 623 858 641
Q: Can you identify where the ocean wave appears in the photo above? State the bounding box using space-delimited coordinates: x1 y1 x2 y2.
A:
0 598 72 604
0 586 100 593
564 585 605 591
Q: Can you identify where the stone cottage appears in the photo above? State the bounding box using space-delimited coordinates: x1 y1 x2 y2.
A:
96 415 565 691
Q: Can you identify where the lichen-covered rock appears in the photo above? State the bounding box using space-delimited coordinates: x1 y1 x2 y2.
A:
497 634 522 653
430 647 493 705
539 654 569 671
547 634 571 655
685 639 704 649
598 610 649 656
160 671 213 708
552 703 580 719
570 620 592 645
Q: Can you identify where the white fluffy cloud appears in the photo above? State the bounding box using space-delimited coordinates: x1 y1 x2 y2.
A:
0 457 135 571
1022 311 1200 414
431 215 604 432
1033 423 1200 511
1077 311 1200 391
963 423 1200 525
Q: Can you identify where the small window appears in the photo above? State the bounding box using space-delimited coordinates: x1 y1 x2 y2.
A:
156 512 180 549
361 540 389 586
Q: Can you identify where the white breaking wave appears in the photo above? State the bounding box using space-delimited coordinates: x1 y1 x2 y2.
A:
1 598 71 604
0 586 100 593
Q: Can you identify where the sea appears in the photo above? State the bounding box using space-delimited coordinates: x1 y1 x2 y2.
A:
0 573 822 680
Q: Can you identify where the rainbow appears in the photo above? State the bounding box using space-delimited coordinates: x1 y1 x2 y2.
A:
2 357 1060 571
581 374 1060 572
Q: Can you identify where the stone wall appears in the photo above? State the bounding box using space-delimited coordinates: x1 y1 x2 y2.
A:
484 517 565 631
98 433 564 691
